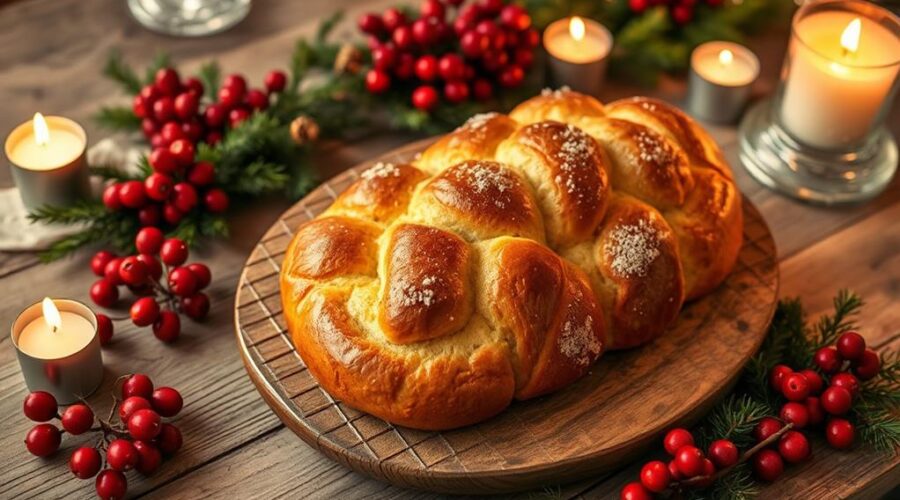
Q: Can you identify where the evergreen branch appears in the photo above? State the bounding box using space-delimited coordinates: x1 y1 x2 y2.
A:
144 52 173 84
90 166 143 182
289 39 313 93
198 61 221 99
698 394 772 450
857 412 900 455
316 10 343 43
811 289 863 349
103 50 143 94
28 201 108 225
93 106 142 131
231 160 290 196
36 228 105 263
702 463 758 500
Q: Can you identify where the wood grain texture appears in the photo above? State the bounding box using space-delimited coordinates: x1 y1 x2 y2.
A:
234 139 779 493
0 0 897 498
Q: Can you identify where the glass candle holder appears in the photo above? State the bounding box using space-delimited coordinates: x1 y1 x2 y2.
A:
739 0 900 204
127 0 251 37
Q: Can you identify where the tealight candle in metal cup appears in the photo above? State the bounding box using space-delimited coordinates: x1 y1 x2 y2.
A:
687 41 760 124
543 16 613 96
11 298 103 404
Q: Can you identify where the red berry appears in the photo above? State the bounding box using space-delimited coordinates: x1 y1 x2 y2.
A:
184 77 203 96
694 458 716 488
514 47 535 69
204 188 230 213
152 96 175 122
141 117 159 138
205 130 222 145
769 364 794 391
149 148 178 174
156 423 183 455
102 183 122 211
228 107 251 127
186 263 211 289
171 182 199 213
825 418 855 449
500 4 531 30
90 279 119 308
460 30 490 58
620 482 652 500
674 445 704 477
672 4 693 24
163 203 184 225
119 396 152 421
752 448 783 482
218 85 244 109
97 313 114 346
815 346 843 374
836 331 866 361
128 408 162 441
357 12 384 34
61 404 94 434
181 118 204 142
800 369 824 395
133 94 149 119
392 25 415 50
443 80 470 103
411 18 439 45
414 55 438 81
104 257 125 284
663 428 694 455
523 28 540 48
753 417 784 442
805 396 826 425
106 439 138 471
140 84 161 103
138 205 162 227
630 0 649 12
778 430 810 463
69 447 102 479
187 161 216 186
160 238 189 266
780 401 809 429
169 139 195 167
135 227 165 255
262 69 287 94
667 460 682 480
420 0 444 19
174 92 199 120
152 310 181 343
130 297 160 326
118 256 149 286
364 69 391 96
853 349 881 380
394 52 416 79
151 387 183 417
821 386 852 415
411 85 439 111
182 292 210 320
639 460 670 493
782 372 810 401
831 372 860 398
438 54 465 80
118 180 147 209
160 121 186 145
204 104 227 128
25 423 61 457
23 391 57 422
223 73 247 94
473 79 493 101
91 251 116 276
144 172 174 201
371 45 396 71
246 88 269 111
123 374 154 400
708 439 739 468
382 8 406 31
133 441 163 475
154 68 180 95
499 65 525 87
95 469 127 500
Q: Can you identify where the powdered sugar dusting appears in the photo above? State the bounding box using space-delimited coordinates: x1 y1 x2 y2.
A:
632 130 677 166
605 218 661 277
559 312 601 367
551 125 597 203
394 275 440 307
463 112 498 131
361 162 400 180
540 86 572 98
455 162 515 209
640 101 658 112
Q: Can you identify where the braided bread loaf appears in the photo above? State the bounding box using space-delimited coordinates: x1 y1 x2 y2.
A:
280 90 742 430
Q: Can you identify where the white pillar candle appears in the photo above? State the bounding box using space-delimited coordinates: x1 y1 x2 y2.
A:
17 298 95 359
7 113 85 170
780 8 900 149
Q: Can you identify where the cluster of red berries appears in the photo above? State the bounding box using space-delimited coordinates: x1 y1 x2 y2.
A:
89 227 211 345
621 428 737 499
359 0 537 111
23 374 184 499
627 0 723 25
768 331 880 452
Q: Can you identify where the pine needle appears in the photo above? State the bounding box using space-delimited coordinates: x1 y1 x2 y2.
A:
198 61 221 98
103 50 142 94
93 106 142 131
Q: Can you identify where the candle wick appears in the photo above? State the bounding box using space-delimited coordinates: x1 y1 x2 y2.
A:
52 325 57 334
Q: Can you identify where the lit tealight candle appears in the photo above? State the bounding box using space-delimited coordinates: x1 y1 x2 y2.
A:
543 16 613 95
11 298 103 404
779 9 900 149
4 113 89 210
687 41 760 123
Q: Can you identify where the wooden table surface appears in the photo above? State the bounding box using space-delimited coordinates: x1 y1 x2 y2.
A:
0 1 897 498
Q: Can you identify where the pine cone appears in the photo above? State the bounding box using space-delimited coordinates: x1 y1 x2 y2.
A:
334 44 363 75
290 116 321 146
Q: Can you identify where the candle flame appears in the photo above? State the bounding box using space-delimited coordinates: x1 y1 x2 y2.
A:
33 113 50 146
719 49 734 66
42 297 61 333
569 16 585 42
840 18 861 54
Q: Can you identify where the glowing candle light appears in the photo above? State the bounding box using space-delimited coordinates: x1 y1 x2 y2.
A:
543 16 613 94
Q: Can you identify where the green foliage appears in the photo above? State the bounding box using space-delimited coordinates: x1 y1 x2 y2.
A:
198 61 221 98
28 201 139 261
143 52 173 84
103 50 143 94
93 106 142 131
698 394 772 450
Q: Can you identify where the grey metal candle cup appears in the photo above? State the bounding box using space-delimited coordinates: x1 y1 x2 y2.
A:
543 19 613 97
686 67 754 124
11 299 103 405
4 116 89 211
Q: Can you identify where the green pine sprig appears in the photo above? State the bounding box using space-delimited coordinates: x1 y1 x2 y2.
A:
198 61 221 99
94 105 142 131
103 50 143 94
28 201 140 261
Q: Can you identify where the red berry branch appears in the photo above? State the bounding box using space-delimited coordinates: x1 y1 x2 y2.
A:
22 374 184 499
89 228 211 345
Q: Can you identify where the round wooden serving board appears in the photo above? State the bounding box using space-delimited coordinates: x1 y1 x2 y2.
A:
234 139 779 494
